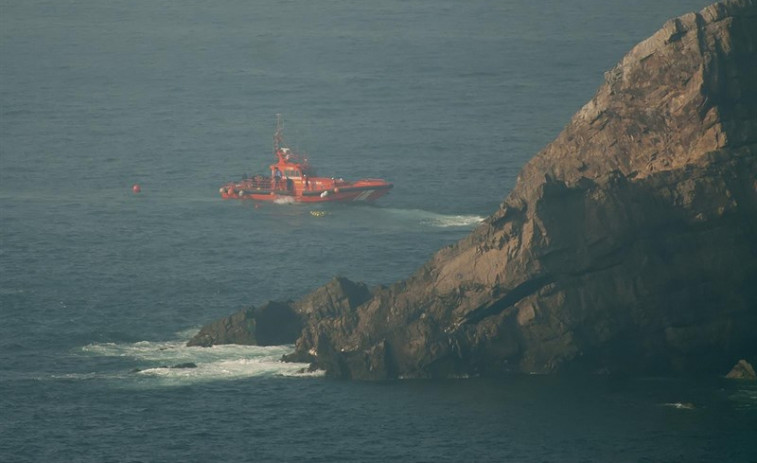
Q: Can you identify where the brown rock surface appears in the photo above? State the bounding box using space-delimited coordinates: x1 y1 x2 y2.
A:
726 359 757 379
192 0 757 379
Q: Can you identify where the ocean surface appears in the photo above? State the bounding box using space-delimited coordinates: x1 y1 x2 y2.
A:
2 1 756 461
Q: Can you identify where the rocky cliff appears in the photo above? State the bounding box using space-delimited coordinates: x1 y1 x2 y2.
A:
190 0 757 379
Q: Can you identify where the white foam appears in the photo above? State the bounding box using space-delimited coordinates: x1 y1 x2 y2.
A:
135 356 315 385
422 213 485 228
78 333 321 387
382 208 484 228
273 196 296 205
661 402 696 410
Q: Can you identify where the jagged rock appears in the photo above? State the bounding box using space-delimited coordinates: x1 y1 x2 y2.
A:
187 306 258 347
284 277 372 364
188 277 370 349
726 359 757 379
286 0 757 379
187 301 301 347
193 0 757 380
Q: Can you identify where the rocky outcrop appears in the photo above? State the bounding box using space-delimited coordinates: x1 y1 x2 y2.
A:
192 0 757 379
188 307 257 347
726 359 757 380
187 277 371 348
187 301 301 347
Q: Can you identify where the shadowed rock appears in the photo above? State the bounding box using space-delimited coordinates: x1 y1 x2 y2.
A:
187 277 371 348
188 306 257 347
187 301 302 347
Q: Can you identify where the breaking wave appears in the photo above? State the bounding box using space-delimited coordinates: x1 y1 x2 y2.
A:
729 385 757 410
72 330 320 387
661 402 696 410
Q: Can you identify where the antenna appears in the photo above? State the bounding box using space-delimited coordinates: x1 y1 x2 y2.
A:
273 114 284 154
273 113 282 154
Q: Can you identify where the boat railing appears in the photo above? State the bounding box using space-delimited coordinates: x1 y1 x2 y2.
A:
243 175 273 190
236 175 377 193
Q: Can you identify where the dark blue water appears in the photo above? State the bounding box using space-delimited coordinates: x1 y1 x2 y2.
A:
2 1 756 461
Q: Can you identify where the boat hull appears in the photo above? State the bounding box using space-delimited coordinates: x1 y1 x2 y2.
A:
220 179 393 203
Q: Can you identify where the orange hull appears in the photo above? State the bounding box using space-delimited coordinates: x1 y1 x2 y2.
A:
220 177 393 203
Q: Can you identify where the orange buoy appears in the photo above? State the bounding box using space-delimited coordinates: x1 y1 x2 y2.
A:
132 184 141 193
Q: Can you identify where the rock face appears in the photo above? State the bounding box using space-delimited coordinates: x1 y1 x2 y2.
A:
192 0 757 379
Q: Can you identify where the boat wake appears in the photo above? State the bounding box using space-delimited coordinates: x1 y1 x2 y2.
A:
273 196 297 205
71 330 320 387
381 208 485 228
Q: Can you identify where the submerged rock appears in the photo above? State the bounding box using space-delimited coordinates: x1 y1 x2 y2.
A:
171 362 198 369
193 0 757 380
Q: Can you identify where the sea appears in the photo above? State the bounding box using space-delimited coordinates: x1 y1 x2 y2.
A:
2 1 756 462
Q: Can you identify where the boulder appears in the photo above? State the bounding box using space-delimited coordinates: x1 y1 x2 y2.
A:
726 359 757 380
187 301 301 347
187 307 258 347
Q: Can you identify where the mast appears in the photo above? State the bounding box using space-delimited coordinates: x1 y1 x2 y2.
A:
273 114 284 154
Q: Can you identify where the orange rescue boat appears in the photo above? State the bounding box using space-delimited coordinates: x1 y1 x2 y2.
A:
220 115 393 203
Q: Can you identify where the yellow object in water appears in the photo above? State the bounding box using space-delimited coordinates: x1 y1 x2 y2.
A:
310 210 327 217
